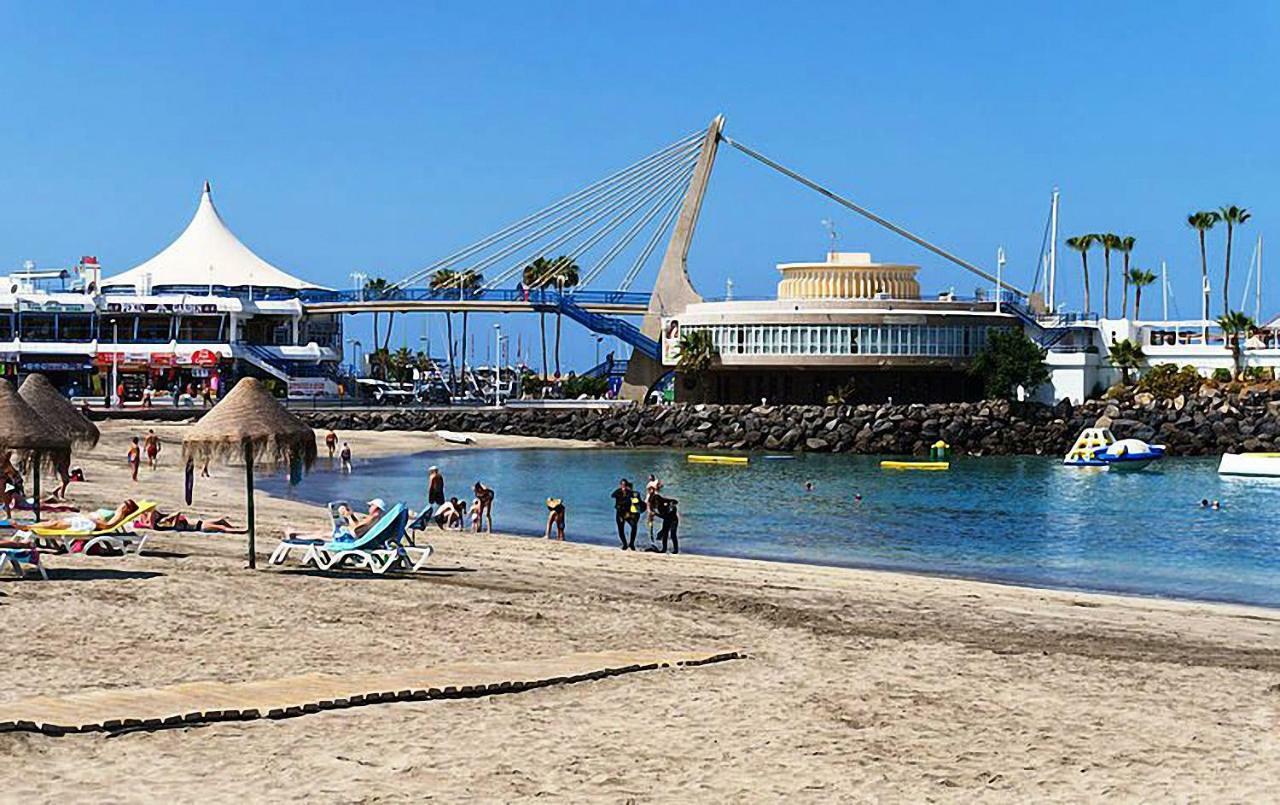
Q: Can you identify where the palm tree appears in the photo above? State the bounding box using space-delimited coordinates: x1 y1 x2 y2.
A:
1127 268 1156 320
522 257 558 378
1218 205 1252 317
368 347 391 382
550 259 580 378
455 269 483 392
1107 338 1145 385
1217 310 1255 380
362 276 390 378
429 269 459 387
390 346 414 383
1098 233 1119 318
676 329 718 401
1065 235 1096 314
1187 211 1219 335
1116 235 1136 318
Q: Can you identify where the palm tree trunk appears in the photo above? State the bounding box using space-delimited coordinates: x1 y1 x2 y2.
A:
539 311 549 379
460 311 469 394
1081 255 1091 315
554 311 562 378
1102 252 1111 319
1134 287 1143 321
1223 224 1234 316
1199 232 1210 338
1121 255 1130 318
444 313 455 388
371 312 380 378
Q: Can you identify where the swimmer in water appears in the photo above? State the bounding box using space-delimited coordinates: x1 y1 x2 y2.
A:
1199 498 1210 508
854 493 863 505
804 481 814 492
1211 499 1222 510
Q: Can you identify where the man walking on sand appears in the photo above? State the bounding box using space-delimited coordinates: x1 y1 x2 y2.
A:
127 437 141 482
325 430 338 458
144 429 161 469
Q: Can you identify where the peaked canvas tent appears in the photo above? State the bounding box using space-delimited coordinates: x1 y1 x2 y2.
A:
101 182 321 295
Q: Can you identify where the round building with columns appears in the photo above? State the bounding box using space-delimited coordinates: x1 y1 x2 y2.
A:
661 251 1020 404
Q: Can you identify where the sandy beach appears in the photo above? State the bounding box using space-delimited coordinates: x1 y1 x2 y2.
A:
2 419 1278 802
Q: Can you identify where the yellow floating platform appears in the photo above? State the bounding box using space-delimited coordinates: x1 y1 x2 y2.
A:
687 454 749 465
880 460 950 471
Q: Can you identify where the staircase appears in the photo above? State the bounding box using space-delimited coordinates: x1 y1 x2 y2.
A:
238 344 291 381
1006 303 1077 350
551 294 660 360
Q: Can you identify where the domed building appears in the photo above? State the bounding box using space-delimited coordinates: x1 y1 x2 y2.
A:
660 251 1019 404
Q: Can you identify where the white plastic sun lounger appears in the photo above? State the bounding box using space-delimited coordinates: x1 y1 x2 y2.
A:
270 501 351 567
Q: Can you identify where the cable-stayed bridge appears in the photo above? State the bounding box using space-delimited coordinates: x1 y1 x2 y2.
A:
306 115 1026 395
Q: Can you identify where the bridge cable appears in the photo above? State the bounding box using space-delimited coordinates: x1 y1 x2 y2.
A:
575 161 698 290
721 135 1026 295
392 131 702 289
619 174 689 292
463 143 701 290
478 152 700 291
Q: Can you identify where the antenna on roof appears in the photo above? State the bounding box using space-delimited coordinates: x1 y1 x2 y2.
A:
821 218 838 256
203 180 212 194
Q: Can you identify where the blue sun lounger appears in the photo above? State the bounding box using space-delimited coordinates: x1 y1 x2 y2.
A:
270 501 353 567
0 544 47 580
316 504 433 574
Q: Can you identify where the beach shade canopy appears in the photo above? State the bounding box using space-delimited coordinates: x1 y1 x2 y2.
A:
182 377 317 568
0 379 72 521
18 372 100 449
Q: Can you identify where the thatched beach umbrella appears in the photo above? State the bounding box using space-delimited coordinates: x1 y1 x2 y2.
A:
18 372 100 449
0 380 72 521
182 377 316 568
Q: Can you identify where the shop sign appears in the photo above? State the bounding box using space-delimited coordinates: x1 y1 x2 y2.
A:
287 378 331 399
123 351 151 366
0 351 20 364
151 353 177 368
661 318 681 364
190 349 220 368
94 352 123 367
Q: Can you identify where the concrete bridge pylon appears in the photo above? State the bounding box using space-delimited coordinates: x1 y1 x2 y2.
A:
621 114 723 401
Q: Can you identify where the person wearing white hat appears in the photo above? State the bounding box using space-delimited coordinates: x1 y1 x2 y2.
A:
340 498 386 537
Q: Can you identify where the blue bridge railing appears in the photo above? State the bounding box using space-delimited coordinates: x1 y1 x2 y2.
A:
300 287 652 307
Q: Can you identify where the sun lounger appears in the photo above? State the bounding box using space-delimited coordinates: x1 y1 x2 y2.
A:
316 504 433 574
0 544 46 580
29 501 158 556
270 501 353 567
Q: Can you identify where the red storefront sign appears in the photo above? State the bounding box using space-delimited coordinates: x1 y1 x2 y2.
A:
190 349 220 368
94 352 123 367
151 353 176 368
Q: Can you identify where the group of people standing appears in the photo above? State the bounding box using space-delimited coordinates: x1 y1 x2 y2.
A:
611 474 679 553
427 465 495 532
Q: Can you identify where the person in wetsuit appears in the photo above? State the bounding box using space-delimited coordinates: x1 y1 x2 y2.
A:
651 493 680 554
610 478 642 550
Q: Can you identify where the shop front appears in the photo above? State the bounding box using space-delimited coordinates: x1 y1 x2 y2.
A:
20 356 94 397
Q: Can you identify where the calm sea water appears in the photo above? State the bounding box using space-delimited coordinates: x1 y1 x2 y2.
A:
262 449 1280 608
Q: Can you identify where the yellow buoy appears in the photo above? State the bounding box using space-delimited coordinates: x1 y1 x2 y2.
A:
879 460 950 471
687 454 749 465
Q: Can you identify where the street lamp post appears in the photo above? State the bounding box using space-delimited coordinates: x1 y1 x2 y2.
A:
110 318 119 408
493 323 502 407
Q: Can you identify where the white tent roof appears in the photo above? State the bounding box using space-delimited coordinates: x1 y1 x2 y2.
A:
102 182 319 292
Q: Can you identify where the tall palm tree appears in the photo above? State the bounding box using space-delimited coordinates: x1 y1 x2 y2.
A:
390 346 414 383
1065 235 1096 314
1218 205 1252 317
550 259 580 378
1107 338 1145 385
1217 310 1255 380
522 257 558 378
1116 235 1136 318
1098 233 1119 318
1127 267 1156 320
1187 211 1219 334
429 269 459 387
362 276 390 378
455 269 483 392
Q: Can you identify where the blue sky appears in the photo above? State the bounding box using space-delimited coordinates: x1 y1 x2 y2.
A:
1 2 1276 368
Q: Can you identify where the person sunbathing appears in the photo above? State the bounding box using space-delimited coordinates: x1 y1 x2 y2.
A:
339 498 387 537
133 507 246 534
31 499 141 533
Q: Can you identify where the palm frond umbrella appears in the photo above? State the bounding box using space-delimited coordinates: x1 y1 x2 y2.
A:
182 377 316 568
0 380 71 521
18 372 100 448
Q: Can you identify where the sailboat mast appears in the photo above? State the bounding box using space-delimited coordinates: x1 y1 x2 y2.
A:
1161 260 1168 321
1048 187 1059 312
1256 235 1263 322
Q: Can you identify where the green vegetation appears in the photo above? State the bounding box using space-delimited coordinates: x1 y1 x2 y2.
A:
1065 235 1095 314
1218 205 1251 316
561 373 608 399
969 329 1049 399
1107 338 1146 385
676 329 718 400
1126 267 1156 319
1211 367 1233 383
1217 310 1256 380
1135 364 1203 398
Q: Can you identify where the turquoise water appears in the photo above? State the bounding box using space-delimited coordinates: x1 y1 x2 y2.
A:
263 450 1280 608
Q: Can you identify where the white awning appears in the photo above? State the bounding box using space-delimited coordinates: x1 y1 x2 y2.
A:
102 182 321 293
